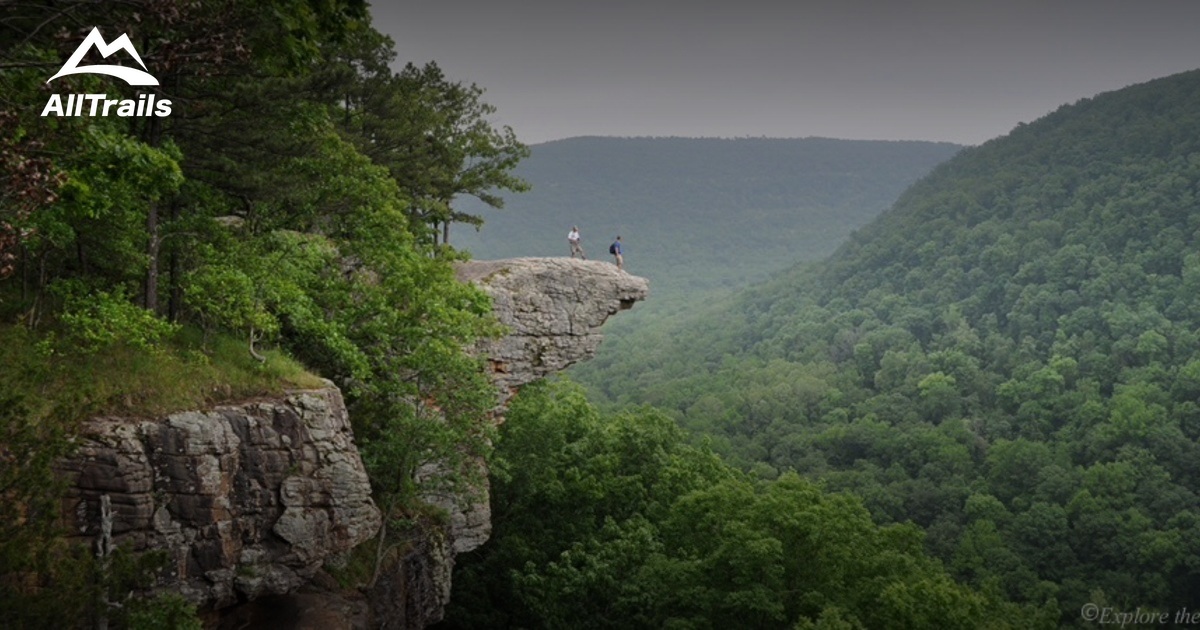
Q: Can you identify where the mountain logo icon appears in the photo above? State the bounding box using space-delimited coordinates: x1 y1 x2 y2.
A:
47 27 158 86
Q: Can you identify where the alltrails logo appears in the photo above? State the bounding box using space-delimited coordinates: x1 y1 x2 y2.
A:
41 27 171 117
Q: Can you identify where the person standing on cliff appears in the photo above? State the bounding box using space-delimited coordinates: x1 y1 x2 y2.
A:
568 226 586 259
609 236 623 270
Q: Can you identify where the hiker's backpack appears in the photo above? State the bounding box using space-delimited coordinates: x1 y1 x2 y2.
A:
609 242 617 255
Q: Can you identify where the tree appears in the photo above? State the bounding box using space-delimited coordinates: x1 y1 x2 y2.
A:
325 26 529 245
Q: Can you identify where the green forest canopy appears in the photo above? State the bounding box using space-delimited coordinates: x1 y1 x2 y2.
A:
0 2 1021 628
574 69 1200 624
440 380 1054 630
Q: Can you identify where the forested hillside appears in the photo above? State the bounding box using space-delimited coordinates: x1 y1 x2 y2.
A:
581 69 1200 623
454 136 960 304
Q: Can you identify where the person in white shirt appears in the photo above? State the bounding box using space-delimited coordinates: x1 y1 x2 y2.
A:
568 226 586 259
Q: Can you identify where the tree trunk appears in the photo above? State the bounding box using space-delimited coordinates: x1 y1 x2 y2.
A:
167 201 182 321
143 113 163 313
145 202 159 312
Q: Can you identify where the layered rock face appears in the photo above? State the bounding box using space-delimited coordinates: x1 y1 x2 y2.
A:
57 386 381 609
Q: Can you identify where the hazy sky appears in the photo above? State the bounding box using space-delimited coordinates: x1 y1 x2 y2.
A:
371 1 1200 146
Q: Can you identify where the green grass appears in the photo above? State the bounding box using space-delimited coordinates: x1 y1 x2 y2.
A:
0 323 327 423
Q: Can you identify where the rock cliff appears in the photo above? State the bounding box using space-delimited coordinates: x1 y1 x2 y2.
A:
439 258 650 551
57 385 381 610
375 258 649 627
56 257 648 628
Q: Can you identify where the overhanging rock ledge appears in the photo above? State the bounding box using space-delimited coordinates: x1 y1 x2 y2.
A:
456 257 651 404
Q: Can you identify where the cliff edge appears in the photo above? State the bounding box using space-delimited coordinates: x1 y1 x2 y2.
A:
458 257 650 403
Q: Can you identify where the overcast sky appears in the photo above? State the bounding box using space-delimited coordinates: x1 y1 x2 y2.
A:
371 1 1200 146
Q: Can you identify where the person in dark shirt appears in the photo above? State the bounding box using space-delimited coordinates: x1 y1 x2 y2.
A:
609 236 623 270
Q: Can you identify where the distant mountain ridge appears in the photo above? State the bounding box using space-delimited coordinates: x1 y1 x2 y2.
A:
454 136 961 304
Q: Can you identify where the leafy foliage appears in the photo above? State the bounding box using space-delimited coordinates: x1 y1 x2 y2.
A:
52 281 180 352
441 380 1052 629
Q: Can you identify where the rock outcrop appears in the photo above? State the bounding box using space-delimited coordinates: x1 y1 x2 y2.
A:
439 257 649 550
57 385 381 610
457 257 651 403
373 258 649 628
